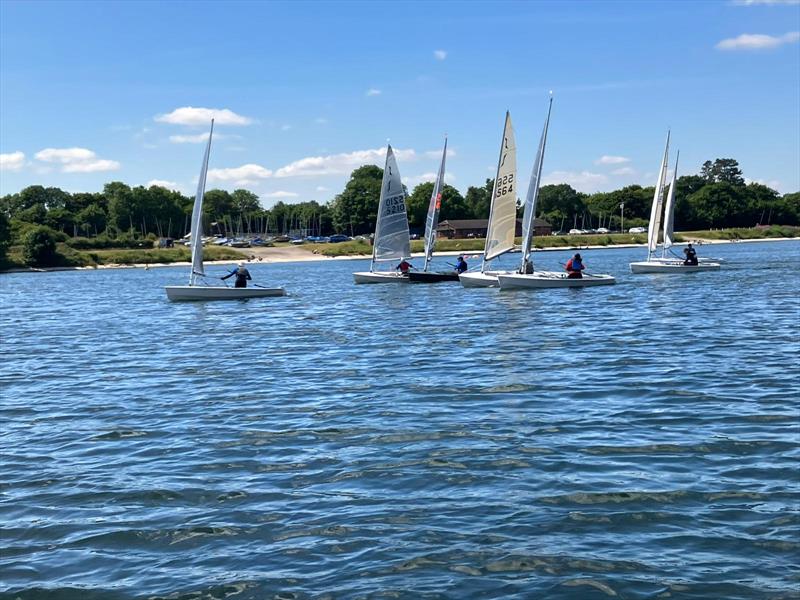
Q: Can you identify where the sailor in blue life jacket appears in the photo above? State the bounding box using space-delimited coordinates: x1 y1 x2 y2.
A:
455 255 468 274
683 243 698 266
221 263 252 288
565 253 585 278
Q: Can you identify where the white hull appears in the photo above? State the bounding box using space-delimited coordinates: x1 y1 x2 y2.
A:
629 260 720 274
353 271 409 284
165 285 286 301
458 270 513 288
498 271 616 289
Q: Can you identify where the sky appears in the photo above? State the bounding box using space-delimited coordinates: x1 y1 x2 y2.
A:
1 0 799 207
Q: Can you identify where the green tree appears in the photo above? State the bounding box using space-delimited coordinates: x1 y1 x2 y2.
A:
537 184 587 228
331 165 384 234
0 211 10 261
464 179 494 219
700 158 745 186
686 182 747 228
77 204 108 236
406 182 467 228
22 225 60 267
105 181 135 233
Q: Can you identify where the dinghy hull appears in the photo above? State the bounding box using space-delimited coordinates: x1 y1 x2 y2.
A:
629 261 720 274
165 286 286 301
458 270 513 288
408 271 459 283
497 271 616 289
353 271 409 284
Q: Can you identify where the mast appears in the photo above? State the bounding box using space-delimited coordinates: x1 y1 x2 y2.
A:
482 111 516 271
189 119 214 285
423 137 448 272
519 95 553 273
662 149 680 257
646 130 670 261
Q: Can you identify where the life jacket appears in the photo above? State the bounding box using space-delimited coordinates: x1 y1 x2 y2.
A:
567 258 583 272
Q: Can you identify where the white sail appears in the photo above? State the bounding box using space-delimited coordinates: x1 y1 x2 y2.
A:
423 138 447 271
663 150 679 250
372 145 411 264
484 112 518 263
520 97 553 272
189 120 214 284
647 131 670 256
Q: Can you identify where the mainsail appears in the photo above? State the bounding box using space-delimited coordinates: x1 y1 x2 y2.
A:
647 131 670 257
519 97 553 272
484 112 518 263
372 145 411 265
423 138 448 271
189 119 214 284
662 150 679 251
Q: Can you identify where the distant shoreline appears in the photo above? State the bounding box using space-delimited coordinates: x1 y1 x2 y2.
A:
2 236 797 274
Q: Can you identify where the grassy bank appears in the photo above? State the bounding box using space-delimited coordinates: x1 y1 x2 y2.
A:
680 225 800 241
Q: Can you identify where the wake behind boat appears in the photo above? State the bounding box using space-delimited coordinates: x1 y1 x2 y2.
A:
165 120 285 301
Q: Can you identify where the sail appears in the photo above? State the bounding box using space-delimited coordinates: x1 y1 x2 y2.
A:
189 120 214 284
520 97 553 271
423 138 447 271
372 145 411 263
484 112 518 262
663 150 679 250
647 131 670 256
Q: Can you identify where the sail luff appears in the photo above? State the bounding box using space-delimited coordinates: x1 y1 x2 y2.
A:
647 131 670 258
371 145 411 265
189 119 214 285
520 97 553 272
370 146 393 271
483 112 518 265
423 137 447 271
662 150 679 253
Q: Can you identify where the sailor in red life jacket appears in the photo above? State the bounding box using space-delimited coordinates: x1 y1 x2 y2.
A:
396 259 412 274
565 253 585 279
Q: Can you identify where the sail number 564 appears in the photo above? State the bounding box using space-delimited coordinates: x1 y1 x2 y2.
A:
496 174 514 197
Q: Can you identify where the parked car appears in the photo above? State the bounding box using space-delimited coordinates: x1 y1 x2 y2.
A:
328 234 351 243
596 227 610 234
568 229 584 235
628 226 647 234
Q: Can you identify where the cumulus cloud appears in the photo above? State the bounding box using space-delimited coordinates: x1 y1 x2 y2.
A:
262 191 299 198
542 170 608 192
316 186 329 192
0 151 25 171
147 179 182 191
207 164 273 185
611 167 636 176
35 147 120 173
155 106 253 126
433 49 447 60
169 133 210 144
366 88 382 96
716 31 799 50
595 155 631 165
424 147 456 159
404 172 456 188
273 147 417 178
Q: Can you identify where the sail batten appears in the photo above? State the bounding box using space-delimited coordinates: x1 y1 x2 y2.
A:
423 138 447 271
483 112 518 265
662 150 679 251
520 98 553 272
189 120 214 285
371 145 411 267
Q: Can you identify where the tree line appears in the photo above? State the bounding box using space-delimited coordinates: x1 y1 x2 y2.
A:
1 157 798 262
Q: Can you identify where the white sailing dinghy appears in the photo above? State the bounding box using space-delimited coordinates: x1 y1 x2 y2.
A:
459 112 519 288
408 138 459 283
165 121 286 301
630 134 720 274
499 98 615 290
353 145 412 284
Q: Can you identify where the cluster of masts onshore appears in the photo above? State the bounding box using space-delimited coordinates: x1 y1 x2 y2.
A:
165 100 720 301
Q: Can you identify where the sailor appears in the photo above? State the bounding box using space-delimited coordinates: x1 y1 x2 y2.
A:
683 243 698 266
396 259 412 274
222 262 252 288
455 255 468 274
565 253 585 278
520 258 534 274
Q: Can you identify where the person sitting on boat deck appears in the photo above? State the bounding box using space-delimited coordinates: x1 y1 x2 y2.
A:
565 253 585 278
455 255 468 274
396 259 413 274
683 243 698 266
520 258 534 274
221 263 252 288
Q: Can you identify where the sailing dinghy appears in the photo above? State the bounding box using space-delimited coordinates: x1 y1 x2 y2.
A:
353 145 412 284
407 138 459 283
499 97 615 290
630 134 720 274
459 112 519 288
165 120 286 301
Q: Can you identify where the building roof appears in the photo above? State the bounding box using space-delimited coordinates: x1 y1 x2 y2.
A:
437 218 551 229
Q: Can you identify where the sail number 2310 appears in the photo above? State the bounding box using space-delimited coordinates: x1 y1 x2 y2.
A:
496 174 514 197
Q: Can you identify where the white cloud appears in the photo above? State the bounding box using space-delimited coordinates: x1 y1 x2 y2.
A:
745 177 782 191
716 31 799 50
280 124 292 131
433 49 447 60
366 88 382 96
611 167 636 176
595 155 631 165
169 133 210 144
316 185 329 192
424 147 457 159
404 172 457 188
542 170 609 192
0 151 25 171
155 106 253 126
34 147 120 173
262 191 299 198
147 179 182 191
273 147 417 178
732 0 799 5
314 117 328 124
207 163 273 185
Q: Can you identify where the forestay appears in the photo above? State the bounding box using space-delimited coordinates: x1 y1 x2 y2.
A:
372 145 411 264
484 112 518 262
519 97 553 272
423 138 447 271
662 150 679 250
647 131 670 257
189 120 214 285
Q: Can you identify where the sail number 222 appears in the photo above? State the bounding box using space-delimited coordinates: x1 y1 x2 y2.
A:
496 174 514 197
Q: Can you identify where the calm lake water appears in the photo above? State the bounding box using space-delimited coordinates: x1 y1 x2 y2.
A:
1 241 798 600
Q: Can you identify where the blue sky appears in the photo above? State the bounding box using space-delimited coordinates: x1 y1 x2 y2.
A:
1 0 798 206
